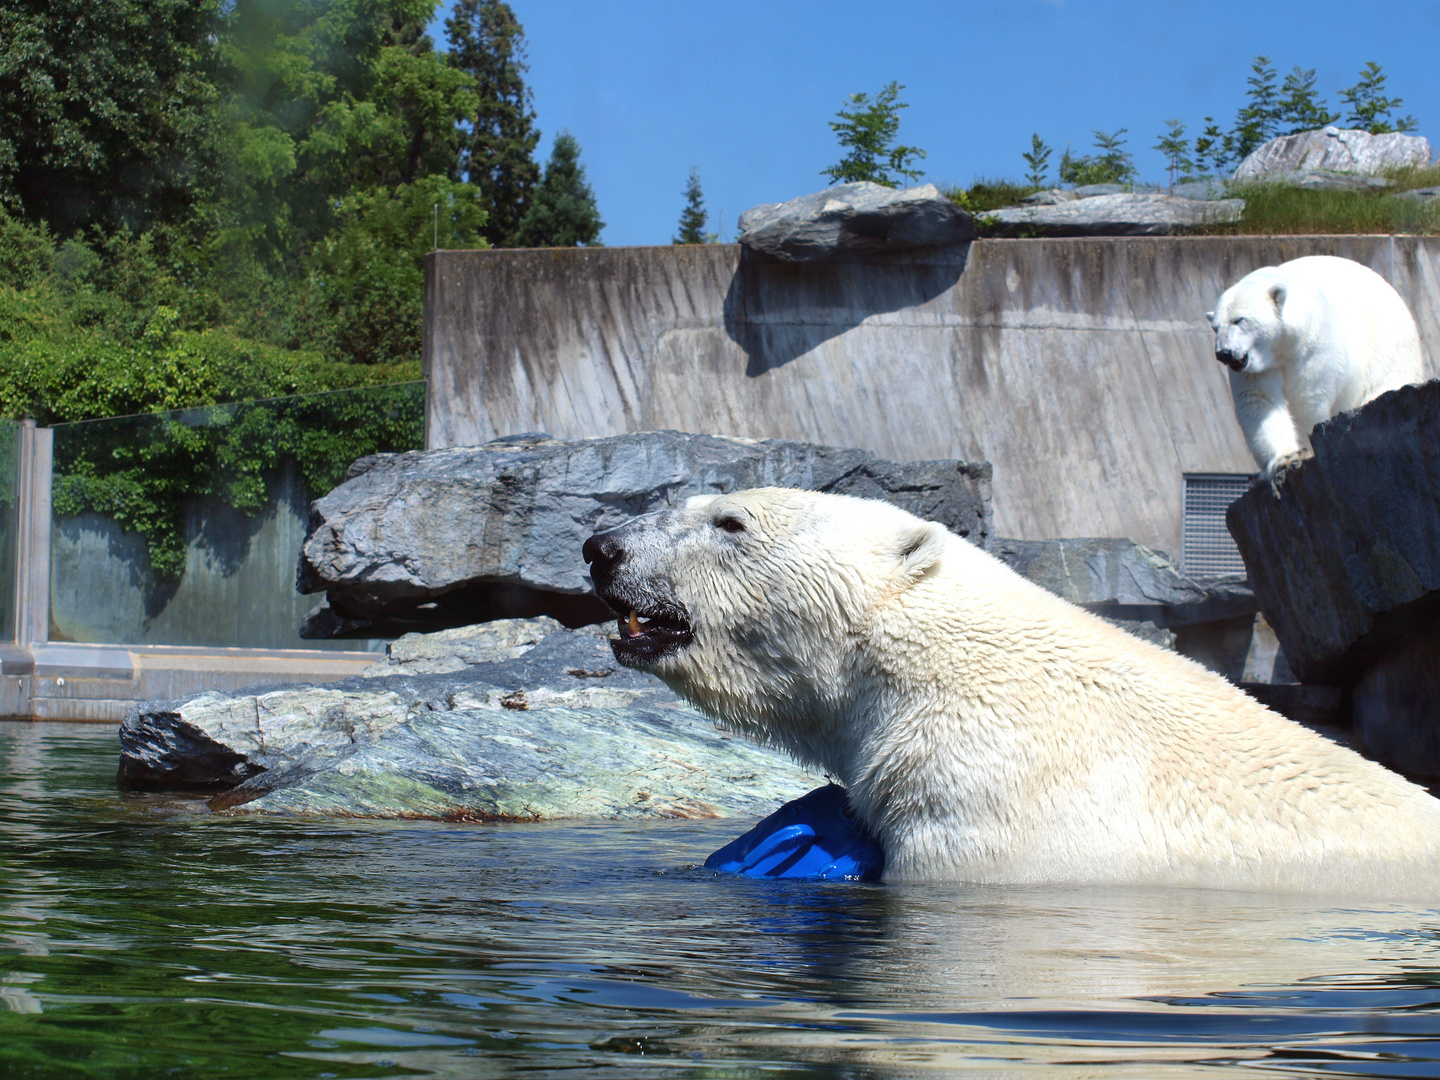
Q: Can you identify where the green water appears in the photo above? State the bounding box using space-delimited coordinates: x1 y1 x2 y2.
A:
5 721 1440 1078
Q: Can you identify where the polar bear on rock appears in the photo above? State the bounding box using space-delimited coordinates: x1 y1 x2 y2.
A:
1207 255 1423 479
584 488 1440 896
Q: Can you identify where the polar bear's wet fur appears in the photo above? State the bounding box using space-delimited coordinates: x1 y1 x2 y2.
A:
1207 255 1423 478
586 488 1440 895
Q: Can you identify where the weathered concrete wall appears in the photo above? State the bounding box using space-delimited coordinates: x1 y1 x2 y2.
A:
424 237 1440 557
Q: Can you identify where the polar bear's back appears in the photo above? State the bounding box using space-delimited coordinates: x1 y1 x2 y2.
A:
1275 255 1424 402
879 534 1440 893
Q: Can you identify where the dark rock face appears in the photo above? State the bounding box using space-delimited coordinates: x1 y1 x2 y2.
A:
1352 629 1440 776
298 431 992 638
1226 380 1440 687
119 620 823 819
737 183 975 262
994 537 1255 628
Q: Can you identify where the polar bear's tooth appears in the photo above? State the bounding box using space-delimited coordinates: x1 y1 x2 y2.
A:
628 610 641 636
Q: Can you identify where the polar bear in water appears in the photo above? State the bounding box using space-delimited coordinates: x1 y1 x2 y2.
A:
1207 255 1423 479
585 488 1440 896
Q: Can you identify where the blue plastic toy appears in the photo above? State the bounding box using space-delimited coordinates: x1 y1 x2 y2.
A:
705 784 885 881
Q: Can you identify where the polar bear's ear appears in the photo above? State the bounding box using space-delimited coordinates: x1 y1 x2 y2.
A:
1268 281 1287 311
895 520 948 579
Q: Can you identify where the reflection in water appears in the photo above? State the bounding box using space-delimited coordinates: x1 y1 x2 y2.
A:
3 720 1440 1078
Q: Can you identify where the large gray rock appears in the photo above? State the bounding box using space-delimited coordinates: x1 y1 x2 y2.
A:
737 182 975 262
297 431 992 637
119 621 824 819
984 193 1245 237
1232 126 1432 183
1225 380 1440 686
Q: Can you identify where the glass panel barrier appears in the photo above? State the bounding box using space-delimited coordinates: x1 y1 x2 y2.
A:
48 383 423 650
0 421 21 642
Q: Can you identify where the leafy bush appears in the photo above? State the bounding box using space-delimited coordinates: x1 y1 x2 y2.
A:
948 180 1040 213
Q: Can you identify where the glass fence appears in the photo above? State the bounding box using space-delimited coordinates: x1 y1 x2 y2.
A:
47 382 424 650
0 421 20 642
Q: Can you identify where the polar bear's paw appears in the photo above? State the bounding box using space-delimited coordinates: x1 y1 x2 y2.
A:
1262 449 1313 496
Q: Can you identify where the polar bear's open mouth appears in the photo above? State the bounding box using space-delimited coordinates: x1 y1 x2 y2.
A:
609 605 693 664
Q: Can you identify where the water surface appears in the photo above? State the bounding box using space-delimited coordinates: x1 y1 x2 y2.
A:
5 721 1440 1078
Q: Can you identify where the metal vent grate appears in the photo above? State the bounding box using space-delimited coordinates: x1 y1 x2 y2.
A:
1181 473 1250 576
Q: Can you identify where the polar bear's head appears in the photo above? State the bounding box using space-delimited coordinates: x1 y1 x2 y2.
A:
1206 266 1289 374
582 488 949 756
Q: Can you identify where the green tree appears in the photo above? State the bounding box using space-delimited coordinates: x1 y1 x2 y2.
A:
821 82 926 187
1339 61 1417 134
673 168 711 244
215 0 476 268
306 175 487 365
1154 119 1197 189
1021 134 1052 188
513 131 603 247
445 0 541 246
1276 65 1339 134
0 0 224 235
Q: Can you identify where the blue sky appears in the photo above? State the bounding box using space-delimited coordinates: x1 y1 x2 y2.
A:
428 1 1440 247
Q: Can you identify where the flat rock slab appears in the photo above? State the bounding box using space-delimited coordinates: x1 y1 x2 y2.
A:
1233 126 1431 183
738 182 974 262
119 620 824 820
1226 380 1440 685
298 430 991 637
1256 169 1391 192
984 193 1244 237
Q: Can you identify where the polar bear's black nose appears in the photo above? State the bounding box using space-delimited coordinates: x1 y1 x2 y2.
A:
583 530 625 575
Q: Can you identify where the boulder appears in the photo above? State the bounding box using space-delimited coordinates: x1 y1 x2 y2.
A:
1225 379 1440 688
119 620 824 819
1232 126 1431 183
737 182 974 262
297 431 992 637
984 193 1245 237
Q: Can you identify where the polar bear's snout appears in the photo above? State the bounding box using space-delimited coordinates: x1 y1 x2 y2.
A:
584 514 694 667
1215 346 1247 372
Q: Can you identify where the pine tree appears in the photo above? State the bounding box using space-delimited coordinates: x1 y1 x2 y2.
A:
821 82 926 188
1021 134 1052 189
513 131 603 247
673 168 710 244
445 0 541 247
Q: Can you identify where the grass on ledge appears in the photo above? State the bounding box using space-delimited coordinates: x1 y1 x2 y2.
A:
947 166 1440 237
1194 170 1440 236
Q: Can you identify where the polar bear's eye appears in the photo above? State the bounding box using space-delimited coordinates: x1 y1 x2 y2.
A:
716 515 746 534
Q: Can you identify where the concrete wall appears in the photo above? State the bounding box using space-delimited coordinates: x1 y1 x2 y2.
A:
424 237 1440 558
